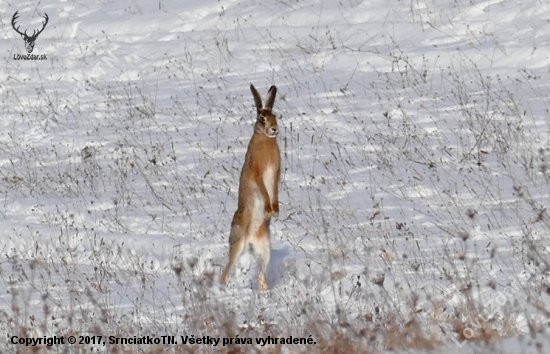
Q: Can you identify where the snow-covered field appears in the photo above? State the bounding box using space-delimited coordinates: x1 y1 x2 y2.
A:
1 0 550 352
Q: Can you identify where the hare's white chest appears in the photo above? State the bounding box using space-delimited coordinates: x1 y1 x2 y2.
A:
248 165 276 233
263 165 276 202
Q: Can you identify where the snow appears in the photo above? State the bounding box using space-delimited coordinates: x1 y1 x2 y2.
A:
1 0 550 352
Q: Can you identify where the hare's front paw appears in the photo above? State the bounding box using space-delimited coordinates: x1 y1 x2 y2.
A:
273 204 279 217
266 205 279 218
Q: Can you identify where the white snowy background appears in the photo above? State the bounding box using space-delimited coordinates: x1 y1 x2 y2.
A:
1 0 550 352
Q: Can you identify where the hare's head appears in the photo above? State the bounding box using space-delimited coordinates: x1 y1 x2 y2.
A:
251 84 278 138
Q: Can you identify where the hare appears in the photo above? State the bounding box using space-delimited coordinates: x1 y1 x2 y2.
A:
221 84 281 290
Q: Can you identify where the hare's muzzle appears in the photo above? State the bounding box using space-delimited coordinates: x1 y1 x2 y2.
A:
268 127 279 137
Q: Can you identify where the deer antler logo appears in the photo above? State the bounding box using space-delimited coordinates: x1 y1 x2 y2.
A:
11 11 49 53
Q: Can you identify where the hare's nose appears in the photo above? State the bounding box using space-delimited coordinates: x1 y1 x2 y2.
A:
270 127 278 135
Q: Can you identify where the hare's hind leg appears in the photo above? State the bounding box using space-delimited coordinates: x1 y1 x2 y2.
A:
254 221 271 290
222 224 246 286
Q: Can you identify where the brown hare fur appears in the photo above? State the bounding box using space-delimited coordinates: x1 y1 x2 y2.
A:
221 84 281 290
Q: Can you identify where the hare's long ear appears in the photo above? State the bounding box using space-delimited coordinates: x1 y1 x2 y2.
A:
251 84 263 114
265 85 277 110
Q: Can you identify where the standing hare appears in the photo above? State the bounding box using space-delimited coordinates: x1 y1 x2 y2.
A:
221 84 281 290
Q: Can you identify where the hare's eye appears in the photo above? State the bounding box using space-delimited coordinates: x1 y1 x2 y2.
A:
260 115 266 123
